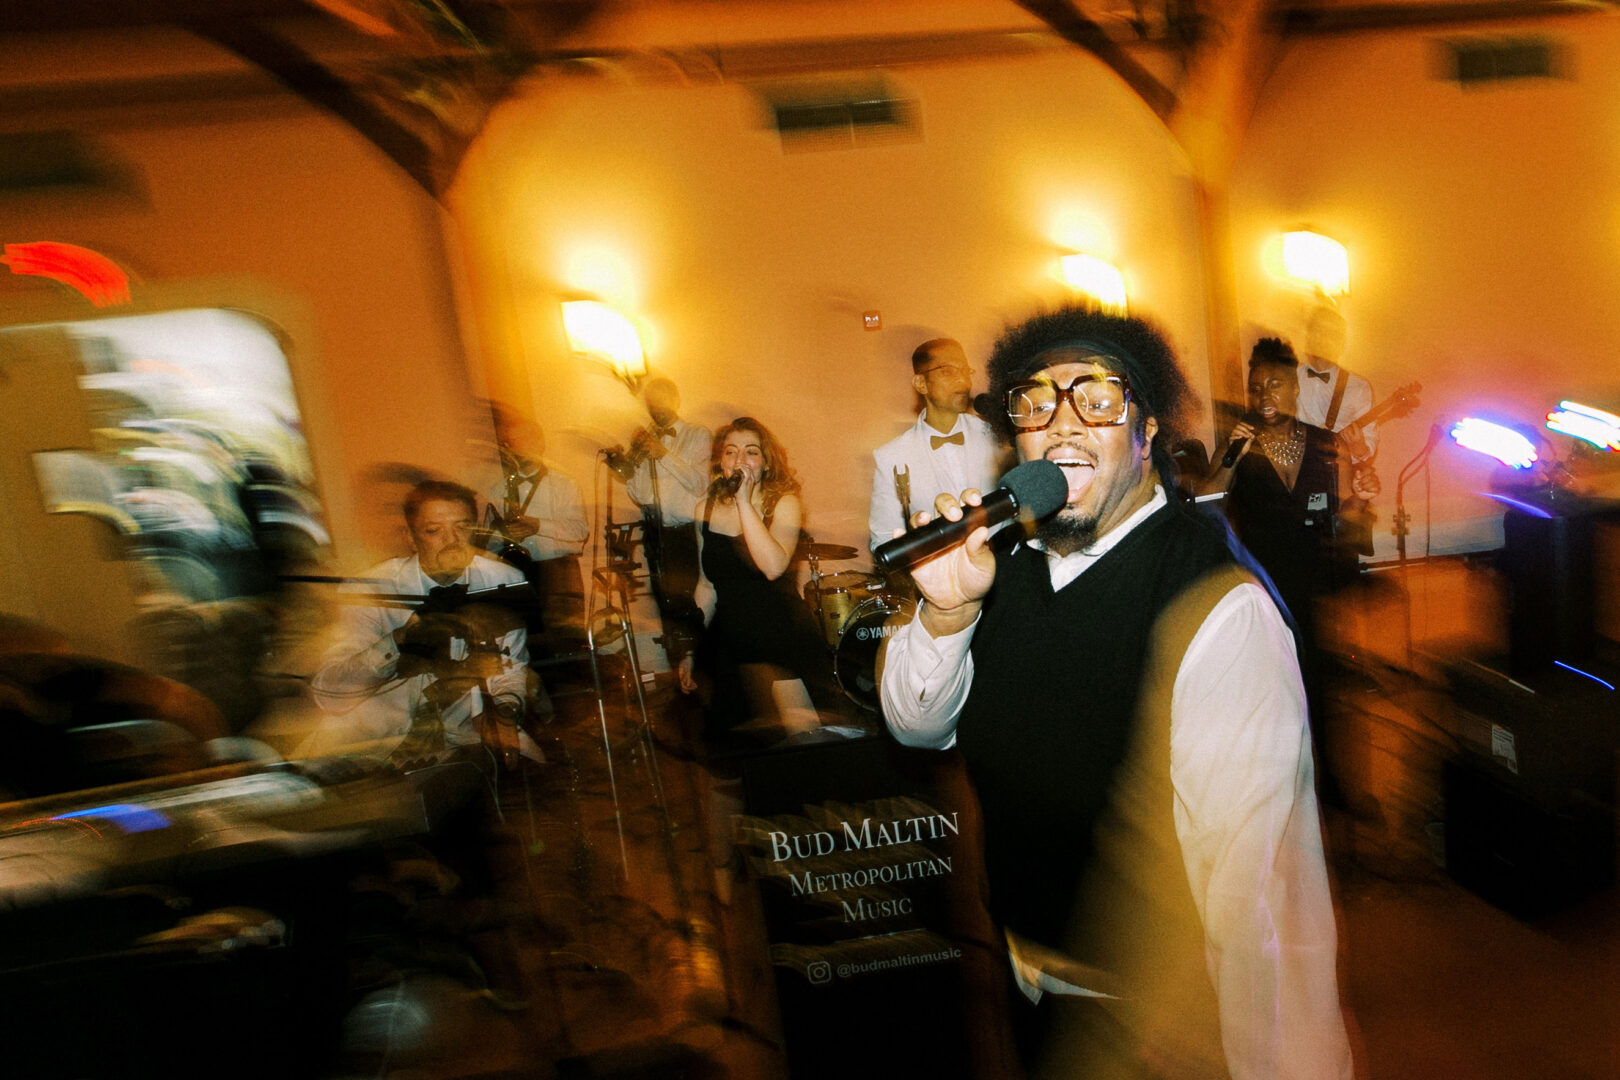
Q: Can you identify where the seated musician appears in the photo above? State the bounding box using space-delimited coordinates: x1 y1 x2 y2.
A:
307 480 546 765
486 409 588 645
679 417 837 742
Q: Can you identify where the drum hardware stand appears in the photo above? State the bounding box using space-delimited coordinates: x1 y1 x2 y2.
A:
804 544 833 650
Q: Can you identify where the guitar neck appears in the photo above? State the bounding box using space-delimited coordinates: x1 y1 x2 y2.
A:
1343 383 1421 436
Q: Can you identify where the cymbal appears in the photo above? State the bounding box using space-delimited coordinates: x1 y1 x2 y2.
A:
803 542 859 561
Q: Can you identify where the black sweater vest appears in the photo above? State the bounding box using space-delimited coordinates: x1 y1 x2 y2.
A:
955 500 1237 949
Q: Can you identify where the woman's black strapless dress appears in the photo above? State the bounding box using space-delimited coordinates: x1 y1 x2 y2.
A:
696 501 837 736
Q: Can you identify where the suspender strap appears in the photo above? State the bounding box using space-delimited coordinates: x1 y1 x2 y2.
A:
1323 367 1349 431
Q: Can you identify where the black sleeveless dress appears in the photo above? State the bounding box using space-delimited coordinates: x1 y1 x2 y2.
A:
1223 422 1347 626
1224 422 1350 803
696 497 837 734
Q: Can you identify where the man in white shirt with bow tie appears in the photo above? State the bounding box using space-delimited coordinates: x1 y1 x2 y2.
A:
868 338 1004 553
1295 305 1376 462
310 480 542 764
487 409 588 640
618 377 711 663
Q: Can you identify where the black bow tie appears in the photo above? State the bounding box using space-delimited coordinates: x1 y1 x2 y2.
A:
653 424 676 439
1305 368 1332 382
931 432 965 450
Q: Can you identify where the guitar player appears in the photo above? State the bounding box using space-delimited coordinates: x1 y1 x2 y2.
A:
1299 305 1379 461
1299 305 1381 555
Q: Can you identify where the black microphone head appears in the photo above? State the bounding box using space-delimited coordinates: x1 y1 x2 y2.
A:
1002 459 1067 519
971 392 998 419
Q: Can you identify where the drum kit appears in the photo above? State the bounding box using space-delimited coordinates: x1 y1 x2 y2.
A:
801 541 917 714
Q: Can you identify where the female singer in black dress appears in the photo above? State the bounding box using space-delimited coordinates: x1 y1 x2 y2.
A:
676 417 834 738
1206 337 1377 804
1207 337 1378 613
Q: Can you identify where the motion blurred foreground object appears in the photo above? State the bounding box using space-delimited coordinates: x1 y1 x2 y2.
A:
0 747 505 1079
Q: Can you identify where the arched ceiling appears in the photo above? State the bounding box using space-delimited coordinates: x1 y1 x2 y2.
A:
0 0 1610 195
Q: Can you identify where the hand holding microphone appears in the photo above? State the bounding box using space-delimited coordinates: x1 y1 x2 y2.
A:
1220 415 1260 469
874 459 1067 631
874 458 1067 573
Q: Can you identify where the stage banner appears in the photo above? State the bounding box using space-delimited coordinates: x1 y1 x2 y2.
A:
739 735 999 1078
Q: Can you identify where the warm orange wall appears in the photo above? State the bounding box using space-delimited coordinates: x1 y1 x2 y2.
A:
1230 17 1620 558
450 46 1212 559
0 82 480 570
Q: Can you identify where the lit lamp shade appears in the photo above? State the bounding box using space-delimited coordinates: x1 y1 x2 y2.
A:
1279 231 1350 297
1059 253 1128 312
561 300 646 386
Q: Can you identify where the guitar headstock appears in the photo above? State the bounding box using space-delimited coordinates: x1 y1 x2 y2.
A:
1379 382 1423 422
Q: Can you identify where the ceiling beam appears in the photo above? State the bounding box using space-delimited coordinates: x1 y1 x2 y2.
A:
1015 0 1180 121
188 15 443 192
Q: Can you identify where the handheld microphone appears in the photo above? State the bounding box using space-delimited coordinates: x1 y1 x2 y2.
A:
872 459 1067 573
1220 414 1259 469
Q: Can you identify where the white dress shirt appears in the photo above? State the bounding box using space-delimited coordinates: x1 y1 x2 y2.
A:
308 554 534 757
1296 361 1376 458
869 411 1002 552
488 463 588 561
626 417 712 526
881 488 1353 1080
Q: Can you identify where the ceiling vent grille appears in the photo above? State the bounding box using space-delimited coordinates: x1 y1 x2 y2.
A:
1439 36 1564 86
762 79 920 152
0 132 138 196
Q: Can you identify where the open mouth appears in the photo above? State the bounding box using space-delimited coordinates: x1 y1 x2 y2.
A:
1258 403 1278 420
1049 454 1096 501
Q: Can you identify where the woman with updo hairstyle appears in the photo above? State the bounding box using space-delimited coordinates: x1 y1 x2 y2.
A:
678 416 835 740
1207 336 1375 619
1206 336 1377 806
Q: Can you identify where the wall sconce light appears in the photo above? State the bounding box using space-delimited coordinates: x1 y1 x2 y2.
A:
1059 253 1128 312
1545 400 1620 452
561 299 647 393
1278 230 1350 297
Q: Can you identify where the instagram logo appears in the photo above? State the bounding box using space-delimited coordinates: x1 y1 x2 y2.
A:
806 960 832 985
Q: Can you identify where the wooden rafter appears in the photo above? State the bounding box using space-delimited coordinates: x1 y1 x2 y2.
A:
1015 0 1181 120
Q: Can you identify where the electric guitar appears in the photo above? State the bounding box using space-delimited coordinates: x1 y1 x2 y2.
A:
1336 381 1422 557
1339 381 1423 454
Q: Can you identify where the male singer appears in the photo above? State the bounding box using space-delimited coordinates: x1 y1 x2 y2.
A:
868 338 1004 553
879 307 1352 1079
613 377 710 659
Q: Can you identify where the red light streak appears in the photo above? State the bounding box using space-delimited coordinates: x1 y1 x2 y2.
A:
1 241 132 307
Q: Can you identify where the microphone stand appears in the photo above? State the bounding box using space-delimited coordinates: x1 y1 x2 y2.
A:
585 448 669 884
1394 423 1444 667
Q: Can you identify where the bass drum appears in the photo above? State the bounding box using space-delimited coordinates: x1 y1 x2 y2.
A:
833 594 918 714
804 571 884 648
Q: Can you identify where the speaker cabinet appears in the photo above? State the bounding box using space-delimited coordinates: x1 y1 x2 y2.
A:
1443 656 1619 918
